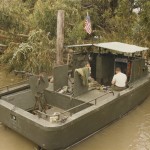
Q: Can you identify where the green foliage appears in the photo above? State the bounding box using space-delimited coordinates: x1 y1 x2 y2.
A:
0 0 30 33
31 0 57 35
137 0 150 47
0 0 150 73
0 30 55 73
31 0 82 43
101 0 136 43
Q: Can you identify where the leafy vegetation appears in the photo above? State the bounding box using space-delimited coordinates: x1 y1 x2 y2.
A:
1 29 55 73
0 0 150 73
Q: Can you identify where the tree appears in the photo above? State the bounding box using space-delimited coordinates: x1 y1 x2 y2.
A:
0 0 30 33
0 0 150 73
138 0 150 47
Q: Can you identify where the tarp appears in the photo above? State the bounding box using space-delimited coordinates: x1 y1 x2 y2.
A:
94 42 149 53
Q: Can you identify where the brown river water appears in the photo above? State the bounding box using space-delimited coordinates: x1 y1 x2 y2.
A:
0 69 150 150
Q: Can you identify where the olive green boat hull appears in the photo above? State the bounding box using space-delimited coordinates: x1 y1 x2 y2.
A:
0 77 150 150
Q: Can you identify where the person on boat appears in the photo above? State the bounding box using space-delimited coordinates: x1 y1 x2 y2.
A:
85 62 100 88
111 67 127 91
85 62 91 78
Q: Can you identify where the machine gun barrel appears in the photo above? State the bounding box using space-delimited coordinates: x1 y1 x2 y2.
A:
14 70 34 77
14 70 48 79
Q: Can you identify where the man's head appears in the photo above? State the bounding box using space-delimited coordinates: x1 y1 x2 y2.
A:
86 63 90 68
84 61 90 68
115 67 121 74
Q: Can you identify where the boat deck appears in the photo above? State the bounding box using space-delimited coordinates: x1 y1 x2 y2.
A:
75 89 118 105
46 82 119 106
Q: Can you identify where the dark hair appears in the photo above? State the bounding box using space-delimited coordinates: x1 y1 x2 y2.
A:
115 67 121 72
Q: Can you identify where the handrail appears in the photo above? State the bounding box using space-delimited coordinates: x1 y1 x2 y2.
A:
35 91 114 120
60 91 114 116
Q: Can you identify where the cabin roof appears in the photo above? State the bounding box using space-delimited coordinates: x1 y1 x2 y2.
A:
94 42 149 53
66 44 92 48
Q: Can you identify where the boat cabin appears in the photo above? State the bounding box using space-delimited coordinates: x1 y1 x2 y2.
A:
66 42 149 88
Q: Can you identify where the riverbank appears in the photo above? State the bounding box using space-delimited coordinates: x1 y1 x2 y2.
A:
0 66 23 87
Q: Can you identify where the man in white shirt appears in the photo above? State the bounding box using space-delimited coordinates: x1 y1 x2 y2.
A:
111 67 127 91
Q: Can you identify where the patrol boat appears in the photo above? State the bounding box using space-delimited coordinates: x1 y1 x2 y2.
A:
0 42 149 150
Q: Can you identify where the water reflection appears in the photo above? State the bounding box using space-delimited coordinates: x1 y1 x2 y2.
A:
128 113 150 150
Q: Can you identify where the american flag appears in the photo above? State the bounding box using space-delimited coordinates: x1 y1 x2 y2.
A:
84 13 92 34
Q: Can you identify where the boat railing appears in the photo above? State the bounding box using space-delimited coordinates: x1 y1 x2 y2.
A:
0 80 28 92
35 91 114 122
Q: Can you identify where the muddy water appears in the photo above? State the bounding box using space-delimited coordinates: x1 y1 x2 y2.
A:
0 69 150 150
69 97 150 150
0 124 36 150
